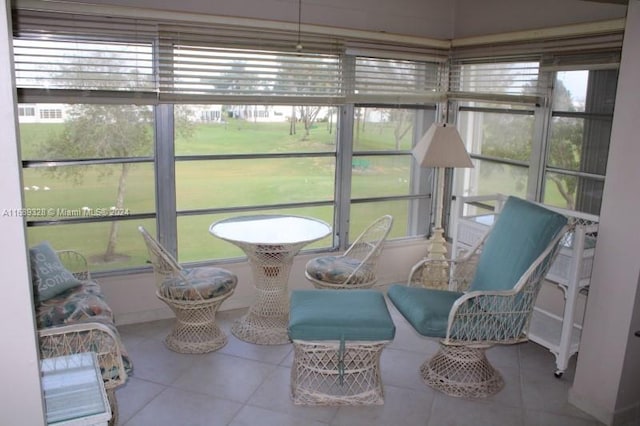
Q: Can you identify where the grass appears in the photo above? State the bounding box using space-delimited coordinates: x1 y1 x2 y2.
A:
18 118 571 271
19 119 415 271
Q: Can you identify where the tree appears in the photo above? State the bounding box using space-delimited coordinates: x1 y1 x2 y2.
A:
41 104 194 262
479 78 582 209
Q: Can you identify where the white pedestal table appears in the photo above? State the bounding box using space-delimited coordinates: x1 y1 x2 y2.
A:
209 215 331 344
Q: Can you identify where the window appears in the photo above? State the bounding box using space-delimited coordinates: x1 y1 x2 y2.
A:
350 106 435 239
11 6 451 272
453 59 618 219
19 104 156 271
13 6 619 273
174 104 337 262
543 69 618 214
457 103 535 198
19 106 35 117
39 108 62 120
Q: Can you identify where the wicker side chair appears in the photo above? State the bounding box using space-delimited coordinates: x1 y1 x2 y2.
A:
305 215 393 289
388 197 570 398
138 226 237 354
37 250 128 426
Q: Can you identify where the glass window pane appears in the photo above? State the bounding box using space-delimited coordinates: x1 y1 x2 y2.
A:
549 115 613 175
458 110 533 162
544 173 604 213
19 104 154 161
353 107 422 152
351 155 413 198
26 219 155 272
178 206 334 263
553 71 588 112
176 158 335 211
175 105 338 155
350 200 421 241
23 163 155 219
458 159 528 198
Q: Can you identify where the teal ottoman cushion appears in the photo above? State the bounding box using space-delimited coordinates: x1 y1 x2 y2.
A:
288 289 395 341
470 196 567 292
387 284 463 338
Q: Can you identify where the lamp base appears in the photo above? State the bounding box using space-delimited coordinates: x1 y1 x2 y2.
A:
421 228 450 290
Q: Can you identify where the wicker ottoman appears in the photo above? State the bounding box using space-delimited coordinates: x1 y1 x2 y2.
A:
288 289 396 405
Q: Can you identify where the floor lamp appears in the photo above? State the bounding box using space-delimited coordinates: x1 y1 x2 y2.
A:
412 123 474 289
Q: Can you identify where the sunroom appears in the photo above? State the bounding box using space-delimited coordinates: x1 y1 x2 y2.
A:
2 0 639 425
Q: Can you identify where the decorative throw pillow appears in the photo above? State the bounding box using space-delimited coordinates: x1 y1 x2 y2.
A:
30 241 81 303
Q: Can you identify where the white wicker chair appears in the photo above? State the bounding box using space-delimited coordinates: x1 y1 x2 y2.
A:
37 250 128 426
138 226 237 354
388 197 570 398
305 215 393 289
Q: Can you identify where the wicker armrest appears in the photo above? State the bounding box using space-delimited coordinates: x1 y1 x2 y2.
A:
56 250 91 281
445 289 529 345
38 322 128 390
407 256 478 291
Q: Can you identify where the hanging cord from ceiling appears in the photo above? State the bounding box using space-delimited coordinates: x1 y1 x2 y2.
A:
296 0 303 51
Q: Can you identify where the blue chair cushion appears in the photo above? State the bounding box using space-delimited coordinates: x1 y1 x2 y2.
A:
160 267 237 301
387 284 463 338
469 196 568 292
288 289 395 341
305 256 371 285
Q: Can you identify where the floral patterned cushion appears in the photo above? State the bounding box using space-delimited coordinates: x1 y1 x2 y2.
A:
35 280 133 378
305 256 371 285
159 267 237 301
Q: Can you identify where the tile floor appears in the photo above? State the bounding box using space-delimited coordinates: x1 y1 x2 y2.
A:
115 298 602 426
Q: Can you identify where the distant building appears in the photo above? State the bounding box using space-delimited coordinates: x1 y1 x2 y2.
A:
17 103 66 123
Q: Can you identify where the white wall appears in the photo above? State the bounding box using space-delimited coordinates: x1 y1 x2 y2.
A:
0 0 45 424
569 2 640 425
102 239 428 324
453 0 627 38
56 0 456 39
44 0 628 40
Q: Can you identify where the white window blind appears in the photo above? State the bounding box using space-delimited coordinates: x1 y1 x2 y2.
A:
449 59 543 105
13 11 156 96
351 56 446 104
158 43 343 104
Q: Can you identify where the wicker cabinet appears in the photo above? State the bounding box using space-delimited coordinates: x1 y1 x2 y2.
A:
452 194 599 377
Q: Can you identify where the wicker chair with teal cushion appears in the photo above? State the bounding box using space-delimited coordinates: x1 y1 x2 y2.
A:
305 215 393 289
388 197 570 398
138 226 237 353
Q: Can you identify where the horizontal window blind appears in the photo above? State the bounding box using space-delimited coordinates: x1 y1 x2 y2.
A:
449 59 543 105
540 51 621 72
13 11 157 94
158 39 343 104
350 56 446 104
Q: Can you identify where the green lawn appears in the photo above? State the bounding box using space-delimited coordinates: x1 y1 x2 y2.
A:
19 120 414 271
18 119 571 271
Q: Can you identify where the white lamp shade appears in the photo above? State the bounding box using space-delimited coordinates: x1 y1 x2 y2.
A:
412 123 474 168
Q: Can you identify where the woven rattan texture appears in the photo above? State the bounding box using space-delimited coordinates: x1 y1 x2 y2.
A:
291 340 390 405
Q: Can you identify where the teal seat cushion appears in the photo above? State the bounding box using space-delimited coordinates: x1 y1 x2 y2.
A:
160 267 237 301
469 196 568 292
30 241 82 303
305 256 371 285
288 289 395 341
387 284 463 338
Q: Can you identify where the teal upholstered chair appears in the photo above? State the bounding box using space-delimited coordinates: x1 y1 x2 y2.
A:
388 197 569 398
305 215 393 289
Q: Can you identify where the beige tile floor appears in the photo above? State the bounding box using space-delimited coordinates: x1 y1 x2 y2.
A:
116 298 603 426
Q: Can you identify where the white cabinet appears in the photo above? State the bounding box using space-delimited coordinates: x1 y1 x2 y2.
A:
452 194 599 377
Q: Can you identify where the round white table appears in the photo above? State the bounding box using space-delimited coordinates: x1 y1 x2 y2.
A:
209 215 332 345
